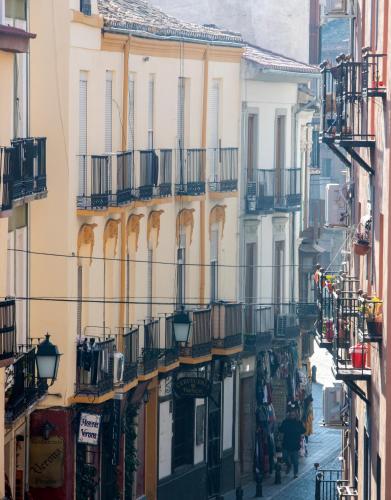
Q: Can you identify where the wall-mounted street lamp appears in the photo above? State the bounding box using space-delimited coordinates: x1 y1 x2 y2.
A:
172 309 191 343
42 421 56 440
36 334 61 387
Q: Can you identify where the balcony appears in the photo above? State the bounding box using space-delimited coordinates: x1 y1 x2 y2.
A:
244 304 274 352
1 138 47 212
175 148 206 197
211 302 243 354
319 54 384 171
138 319 160 379
76 337 115 399
0 299 16 363
297 302 318 330
246 168 301 214
314 269 338 350
357 294 382 343
161 316 180 371
209 147 239 194
135 149 172 200
179 308 212 362
5 347 44 423
77 151 134 210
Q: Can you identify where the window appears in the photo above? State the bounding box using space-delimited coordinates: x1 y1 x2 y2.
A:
5 0 26 20
148 75 155 148
363 429 370 500
177 77 185 150
210 229 219 302
128 75 135 151
105 71 113 154
247 114 258 182
172 397 194 470
208 79 220 180
79 71 88 196
274 241 285 304
244 242 256 331
275 114 286 201
376 455 381 500
80 0 91 16
176 236 186 307
77 266 83 337
0 0 4 24
147 248 153 319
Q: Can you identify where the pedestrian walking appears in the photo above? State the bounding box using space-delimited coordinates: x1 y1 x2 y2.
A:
279 410 306 478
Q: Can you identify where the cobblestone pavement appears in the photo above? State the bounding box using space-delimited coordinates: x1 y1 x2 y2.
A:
225 347 342 500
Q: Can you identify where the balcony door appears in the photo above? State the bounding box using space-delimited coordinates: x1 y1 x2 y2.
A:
247 113 258 183
275 114 286 203
274 240 285 307
245 242 257 331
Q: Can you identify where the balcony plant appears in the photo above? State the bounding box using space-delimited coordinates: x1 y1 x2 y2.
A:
365 297 383 338
353 219 371 256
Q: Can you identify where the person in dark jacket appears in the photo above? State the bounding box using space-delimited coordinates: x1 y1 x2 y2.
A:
279 410 306 478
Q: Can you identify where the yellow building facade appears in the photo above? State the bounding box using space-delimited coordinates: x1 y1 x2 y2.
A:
28 1 243 498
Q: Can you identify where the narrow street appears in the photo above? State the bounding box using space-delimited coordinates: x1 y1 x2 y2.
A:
226 347 342 500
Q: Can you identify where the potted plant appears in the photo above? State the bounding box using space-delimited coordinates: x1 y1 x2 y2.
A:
353 219 371 256
365 297 383 338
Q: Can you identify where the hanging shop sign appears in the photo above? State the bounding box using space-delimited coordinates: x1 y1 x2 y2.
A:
29 436 64 489
78 412 101 445
174 376 211 399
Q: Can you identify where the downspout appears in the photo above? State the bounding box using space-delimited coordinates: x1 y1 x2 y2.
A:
200 47 209 304
119 36 131 349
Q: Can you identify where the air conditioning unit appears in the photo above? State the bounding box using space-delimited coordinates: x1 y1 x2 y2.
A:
325 184 347 227
113 352 124 384
323 382 343 425
324 0 349 16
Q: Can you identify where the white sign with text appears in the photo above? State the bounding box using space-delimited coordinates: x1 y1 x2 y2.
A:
78 412 101 445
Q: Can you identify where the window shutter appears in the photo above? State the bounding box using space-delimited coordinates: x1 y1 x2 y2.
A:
148 76 154 148
15 227 27 345
128 76 135 151
105 71 113 153
208 79 220 179
77 266 83 337
147 248 153 319
79 71 88 196
177 77 185 149
210 229 219 301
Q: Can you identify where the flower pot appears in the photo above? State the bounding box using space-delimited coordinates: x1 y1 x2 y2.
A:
366 320 382 338
325 320 334 342
349 344 367 369
353 241 370 256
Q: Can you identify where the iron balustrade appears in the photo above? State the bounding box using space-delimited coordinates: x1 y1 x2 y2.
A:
76 337 115 396
357 295 383 342
314 270 339 348
175 148 206 196
314 466 343 500
320 59 375 146
0 299 16 361
122 327 139 384
246 168 301 213
77 151 135 209
209 147 239 192
0 138 47 210
211 302 243 349
139 319 160 375
362 51 387 98
246 169 275 213
244 304 274 352
179 308 212 358
5 346 44 422
136 149 172 199
161 316 179 367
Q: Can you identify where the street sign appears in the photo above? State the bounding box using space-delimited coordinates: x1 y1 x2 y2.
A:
174 376 211 399
78 412 101 445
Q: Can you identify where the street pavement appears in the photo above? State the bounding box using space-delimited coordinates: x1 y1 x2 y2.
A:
225 345 342 500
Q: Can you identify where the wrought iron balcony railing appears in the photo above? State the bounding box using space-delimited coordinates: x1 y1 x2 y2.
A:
314 269 339 349
274 303 300 339
175 148 206 196
362 51 387 98
0 299 16 361
209 147 239 193
244 304 274 352
77 151 134 210
246 168 301 214
357 295 382 343
138 319 160 376
1 138 47 211
122 327 138 384
136 149 172 199
211 302 243 350
179 308 212 359
161 316 179 368
5 346 44 422
76 337 115 396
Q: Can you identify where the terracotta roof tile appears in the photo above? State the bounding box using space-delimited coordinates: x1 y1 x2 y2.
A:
98 0 243 45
